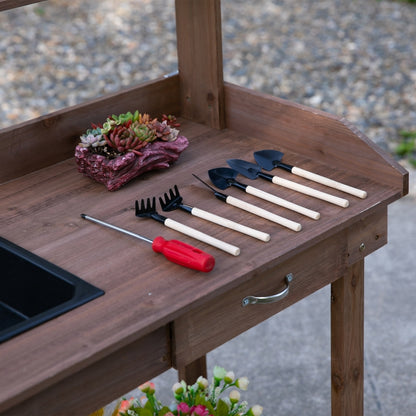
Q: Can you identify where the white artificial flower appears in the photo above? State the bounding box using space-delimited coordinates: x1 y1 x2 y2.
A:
251 404 263 416
229 389 240 403
224 371 235 384
172 382 183 395
236 376 249 390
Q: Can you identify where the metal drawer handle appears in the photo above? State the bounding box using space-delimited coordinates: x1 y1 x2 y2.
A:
242 273 293 306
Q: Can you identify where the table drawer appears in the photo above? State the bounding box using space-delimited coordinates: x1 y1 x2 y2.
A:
173 233 347 368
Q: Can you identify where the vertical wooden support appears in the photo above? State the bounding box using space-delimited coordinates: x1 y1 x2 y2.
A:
177 357 208 384
331 260 364 416
175 0 225 129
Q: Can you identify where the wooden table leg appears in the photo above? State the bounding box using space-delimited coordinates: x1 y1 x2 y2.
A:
177 356 208 384
331 260 364 416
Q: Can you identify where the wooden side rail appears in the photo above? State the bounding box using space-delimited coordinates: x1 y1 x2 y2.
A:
0 75 180 183
225 83 408 196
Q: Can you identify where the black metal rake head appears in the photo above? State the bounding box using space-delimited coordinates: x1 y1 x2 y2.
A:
135 197 166 223
159 185 184 212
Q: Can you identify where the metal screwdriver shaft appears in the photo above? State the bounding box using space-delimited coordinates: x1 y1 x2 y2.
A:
81 214 153 243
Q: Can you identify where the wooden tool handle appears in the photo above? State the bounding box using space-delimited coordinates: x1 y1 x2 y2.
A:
191 207 270 242
245 186 320 220
292 166 367 199
271 176 350 208
164 218 240 256
225 195 302 232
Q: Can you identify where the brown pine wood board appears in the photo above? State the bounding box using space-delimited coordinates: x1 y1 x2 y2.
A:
225 83 408 194
0 115 401 414
0 0 44 12
0 75 180 183
331 260 365 416
175 0 225 128
172 207 386 368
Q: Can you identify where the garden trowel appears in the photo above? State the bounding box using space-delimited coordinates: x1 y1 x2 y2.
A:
227 159 350 208
208 167 320 220
254 149 367 199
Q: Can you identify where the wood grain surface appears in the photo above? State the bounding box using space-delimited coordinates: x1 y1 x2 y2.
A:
0 1 408 415
0 0 44 12
0 114 401 414
175 0 225 128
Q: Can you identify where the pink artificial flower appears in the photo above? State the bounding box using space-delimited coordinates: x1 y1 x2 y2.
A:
139 381 155 394
177 402 191 415
191 404 211 416
117 398 134 415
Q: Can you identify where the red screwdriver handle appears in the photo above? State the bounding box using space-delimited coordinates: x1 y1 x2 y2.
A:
152 236 215 272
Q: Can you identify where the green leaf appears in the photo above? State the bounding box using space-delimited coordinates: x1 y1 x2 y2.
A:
215 399 230 416
399 130 416 139
396 139 415 156
88 409 104 416
157 406 173 416
138 408 153 416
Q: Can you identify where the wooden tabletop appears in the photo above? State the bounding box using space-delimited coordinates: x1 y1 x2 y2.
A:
0 118 401 414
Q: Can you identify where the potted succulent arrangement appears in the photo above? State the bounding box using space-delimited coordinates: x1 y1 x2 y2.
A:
89 366 263 416
75 111 188 191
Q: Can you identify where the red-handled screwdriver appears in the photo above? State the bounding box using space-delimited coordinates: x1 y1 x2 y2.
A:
81 214 215 272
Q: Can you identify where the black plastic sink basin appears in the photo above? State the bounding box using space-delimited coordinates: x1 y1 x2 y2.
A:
0 236 104 343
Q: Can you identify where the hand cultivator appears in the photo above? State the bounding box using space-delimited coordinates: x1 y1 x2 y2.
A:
159 185 270 242
135 197 240 256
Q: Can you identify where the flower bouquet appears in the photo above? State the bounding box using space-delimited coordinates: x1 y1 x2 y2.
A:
90 366 263 416
75 111 188 191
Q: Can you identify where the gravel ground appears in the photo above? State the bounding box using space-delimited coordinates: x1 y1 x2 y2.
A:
1 0 416 162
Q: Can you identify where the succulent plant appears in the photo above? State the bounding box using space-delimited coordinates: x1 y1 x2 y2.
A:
162 114 180 128
79 127 106 148
130 120 157 142
148 119 179 142
103 120 158 155
78 110 181 157
101 110 141 134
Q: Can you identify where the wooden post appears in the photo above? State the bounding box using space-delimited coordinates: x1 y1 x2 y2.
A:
175 0 225 129
331 260 364 416
177 357 208 384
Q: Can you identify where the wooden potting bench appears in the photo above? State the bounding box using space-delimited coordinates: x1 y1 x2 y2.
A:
0 1 408 415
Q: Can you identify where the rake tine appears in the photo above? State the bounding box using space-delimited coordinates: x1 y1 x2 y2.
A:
160 193 171 210
134 200 140 216
170 185 179 199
